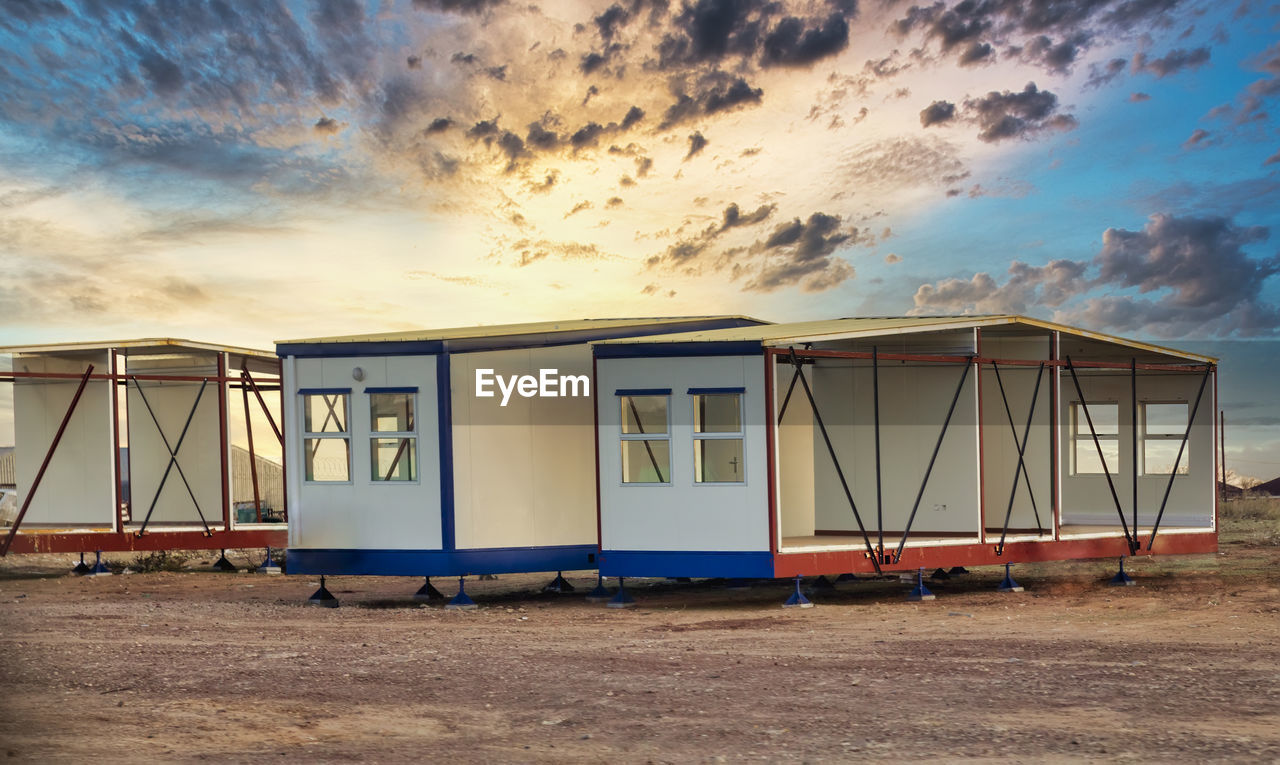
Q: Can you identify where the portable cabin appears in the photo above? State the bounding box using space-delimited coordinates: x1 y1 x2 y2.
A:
276 317 764 577
591 316 1219 579
0 339 286 556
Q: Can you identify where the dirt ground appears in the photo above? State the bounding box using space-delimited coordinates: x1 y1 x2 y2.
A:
2 523 1278 763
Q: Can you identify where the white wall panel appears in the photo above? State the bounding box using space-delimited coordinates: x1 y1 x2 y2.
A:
597 355 769 553
13 352 115 526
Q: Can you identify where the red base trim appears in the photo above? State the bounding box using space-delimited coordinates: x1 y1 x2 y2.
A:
772 532 1217 576
4 529 288 555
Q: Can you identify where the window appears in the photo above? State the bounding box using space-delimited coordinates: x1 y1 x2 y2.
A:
1071 401 1118 475
618 389 670 484
1142 402 1189 475
692 388 745 484
369 389 418 482
302 390 350 482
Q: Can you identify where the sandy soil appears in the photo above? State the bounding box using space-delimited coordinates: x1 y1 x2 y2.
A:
1 534 1278 763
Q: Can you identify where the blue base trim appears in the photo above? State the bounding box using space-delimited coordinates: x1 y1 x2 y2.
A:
599 550 775 578
288 545 598 577
594 341 763 358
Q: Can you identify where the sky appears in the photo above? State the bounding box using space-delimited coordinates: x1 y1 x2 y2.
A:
0 0 1278 477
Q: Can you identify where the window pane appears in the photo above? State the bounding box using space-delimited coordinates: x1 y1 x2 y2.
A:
304 394 347 433
1144 403 1186 436
371 393 415 433
1074 438 1119 475
621 396 668 435
694 394 741 434
1144 440 1189 475
621 439 670 483
371 438 417 481
695 438 745 483
1074 403 1117 437
305 438 349 482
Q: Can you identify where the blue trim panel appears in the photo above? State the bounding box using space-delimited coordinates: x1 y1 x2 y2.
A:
688 387 746 395
277 318 764 358
298 387 352 395
594 341 764 359
436 343 455 551
599 550 775 579
614 388 672 396
288 545 599 577
365 386 419 394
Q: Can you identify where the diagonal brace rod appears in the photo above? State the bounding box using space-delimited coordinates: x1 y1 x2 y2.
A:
991 361 1045 534
626 398 665 484
1 365 95 557
893 357 974 562
241 366 283 446
1148 367 1212 550
132 378 212 536
788 348 881 574
997 363 1045 555
1065 358 1136 553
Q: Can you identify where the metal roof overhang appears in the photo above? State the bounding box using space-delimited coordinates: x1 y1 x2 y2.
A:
592 315 1216 364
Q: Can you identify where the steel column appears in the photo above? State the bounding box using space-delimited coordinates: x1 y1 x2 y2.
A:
240 370 263 522
872 346 883 556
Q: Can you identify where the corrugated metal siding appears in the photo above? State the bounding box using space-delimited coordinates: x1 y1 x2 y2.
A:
0 449 14 487
230 446 284 513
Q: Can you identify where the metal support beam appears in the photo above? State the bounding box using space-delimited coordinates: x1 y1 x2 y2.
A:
1131 358 1139 540
241 366 283 446
1065 358 1137 553
1148 367 1212 550
996 363 1045 556
873 346 884 557
0 365 95 557
893 357 973 562
787 348 881 574
240 371 263 523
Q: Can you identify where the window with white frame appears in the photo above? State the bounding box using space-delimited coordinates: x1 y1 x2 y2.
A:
692 388 745 484
618 390 670 484
1071 401 1119 475
1141 402 1190 475
302 389 350 482
369 389 418 482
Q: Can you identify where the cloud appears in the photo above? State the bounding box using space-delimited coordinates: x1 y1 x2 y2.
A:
685 131 708 160
1132 46 1211 78
659 71 764 129
1086 57 1127 89
1265 149 1280 167
911 213 1280 337
920 100 956 127
1182 128 1210 149
885 253 901 264
1129 92 1151 102
743 212 856 292
963 83 1077 143
760 13 851 67
314 116 342 134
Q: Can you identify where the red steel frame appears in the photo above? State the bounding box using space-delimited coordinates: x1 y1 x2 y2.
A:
762 343 1218 577
0 350 287 556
